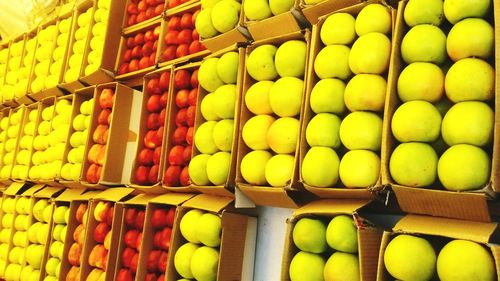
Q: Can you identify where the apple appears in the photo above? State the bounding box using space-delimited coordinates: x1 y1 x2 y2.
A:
173 126 188 145
306 113 341 148
401 24 446 65
159 71 171 90
444 58 494 102
350 32 391 74
164 165 181 186
198 58 223 92
137 148 154 165
325 215 358 253
240 150 272 185
180 209 204 243
94 201 112 222
147 95 162 112
398 62 444 103
242 115 275 150
135 165 151 184
125 229 139 249
314 45 351 79
243 0 272 20
206 152 231 185
269 77 303 117
344 74 386 112
355 3 391 35
245 81 273 115
131 253 139 272
389 142 438 187
74 224 85 244
174 243 200 278
117 269 133 281
212 0 240 33
200 93 220 121
147 250 161 271
404 0 444 27
195 9 219 38
447 18 493 62
136 210 145 230
99 88 115 109
246 44 278 81
340 150 380 188
324 252 359 281
122 247 136 268
289 251 325 281
195 213 221 247
267 117 299 154
94 222 110 243
320 13 356 45
339 112 382 151
190 246 219 281
194 121 218 154
293 218 327 253
265 154 295 187
186 127 194 144
76 203 87 223
302 146 340 187
444 0 491 24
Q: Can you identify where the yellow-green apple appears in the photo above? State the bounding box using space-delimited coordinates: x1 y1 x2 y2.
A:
320 13 356 45
289 251 325 281
441 101 493 147
355 4 391 35
269 77 303 117
444 0 491 24
28 222 41 243
50 241 64 259
245 81 274 115
52 224 64 241
195 213 222 247
391 100 442 143
401 24 446 64
389 142 438 187
246 44 278 81
240 150 272 185
1 214 13 228
94 201 112 222
404 0 444 26
190 246 219 281
212 84 236 118
242 115 275 150
267 117 300 154
206 152 231 185
265 154 295 187
445 58 494 102
20 265 33 281
43 205 53 223
33 199 48 222
201 0 221 10
175 243 200 278
349 33 391 74
37 222 50 244
5 263 21 281
292 218 327 253
244 0 272 20
274 40 307 78
324 252 359 281
46 257 60 276
13 231 27 247
306 113 341 148
213 119 234 151
326 215 358 253
437 240 495 281
199 58 223 92
201 93 221 121
438 144 490 191
15 197 28 214
211 0 240 33
26 244 45 269
339 112 382 151
180 209 205 243
217 51 239 84
302 147 340 187
310 79 346 115
447 18 493 61
398 62 444 102
384 234 436 281
344 74 386 112
195 121 218 154
314 45 351 79
339 150 380 188
189 154 211 185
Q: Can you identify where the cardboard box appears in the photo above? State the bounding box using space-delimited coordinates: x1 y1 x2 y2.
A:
281 199 383 281
299 0 362 25
0 106 26 184
0 41 11 93
188 46 244 197
2 35 26 107
129 66 173 193
235 31 315 208
79 187 135 281
380 0 500 222
376 214 500 281
13 29 39 106
166 194 257 281
81 82 141 188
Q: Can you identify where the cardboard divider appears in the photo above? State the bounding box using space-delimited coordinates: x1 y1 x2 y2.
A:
380 0 499 222
299 0 362 25
11 103 40 182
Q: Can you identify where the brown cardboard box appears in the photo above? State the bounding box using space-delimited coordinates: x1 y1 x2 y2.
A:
380 0 499 222
376 214 500 281
235 31 314 208
2 34 27 107
299 1 395 199
80 82 140 188
299 0 362 25
166 194 257 281
0 106 26 184
79 187 135 281
189 46 244 197
281 199 382 281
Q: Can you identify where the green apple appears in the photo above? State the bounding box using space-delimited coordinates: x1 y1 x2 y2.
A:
175 243 200 279
339 150 380 188
384 234 436 281
217 51 239 84
211 0 240 33
245 81 274 115
45 257 60 276
242 115 275 150
267 117 300 154
190 246 219 281
265 154 295 187
444 0 491 24
244 0 272 20
213 119 234 152
314 45 351 79
310 79 346 115
196 213 222 247
398 62 444 103
189 154 211 185
199 58 224 92
324 252 359 281
292 218 327 253
326 215 358 253
444 58 494 102
269 77 303 117
289 251 325 281
26 244 44 269
344 74 386 112
391 100 442 143
389 142 438 187
50 241 63 258
302 147 339 187
349 33 391 74
438 144 490 191
212 84 236 119
240 150 272 185
201 93 221 121
401 24 447 65
195 121 218 154
306 113 341 148
274 40 307 78
52 224 64 242
320 13 356 45
404 0 444 26
180 210 205 243
339 112 382 151
447 18 493 62
246 44 278 81
437 239 495 281
206 152 231 185
441 101 493 147
201 0 221 9
355 3 391 36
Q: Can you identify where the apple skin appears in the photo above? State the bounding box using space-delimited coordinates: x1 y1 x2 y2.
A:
125 208 137 227
68 243 82 266
94 201 112 222
164 165 181 186
73 224 85 244
99 88 115 109
122 247 137 268
174 70 191 89
117 269 133 281
94 222 111 243
124 229 140 249
151 209 169 228
136 210 146 230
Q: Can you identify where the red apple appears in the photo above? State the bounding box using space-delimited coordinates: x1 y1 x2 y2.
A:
172 126 188 145
137 11 147 23
94 223 110 243
135 33 145 46
138 0 147 12
147 113 161 130
76 203 87 224
153 147 162 165
154 4 163 16
151 209 168 228
147 250 161 271
117 269 133 281
135 231 143 249
177 29 193 44
180 13 193 28
174 69 191 89
175 89 189 108
124 229 139 249
160 92 169 107
119 63 129 75
186 105 196 126
128 3 139 15
122 247 136 268
139 56 150 69
159 108 166 125
148 165 159 183
158 251 168 272
158 275 165 281
189 40 202 54
169 145 184 165
166 208 175 227
123 49 132 63
126 37 135 48
159 227 172 249
131 45 142 58
146 0 156 5
98 109 111 125
147 95 162 112
147 78 160 95
146 6 155 18
186 127 194 145
176 44 190 58
130 253 139 273
164 165 181 186
99 88 114 109
169 0 181 8
136 211 145 230
159 71 170 90
164 30 179 45
73 224 84 244
105 206 114 226
137 148 154 165
162 45 177 62
168 16 181 31
128 14 137 26
142 41 154 57
175 108 187 126
68 243 82 266
92 124 109 145
145 30 155 41
146 274 157 281
154 231 163 248
156 126 164 143
190 69 198 88
124 208 137 227
188 88 197 106
129 59 140 72
192 29 199 40
183 145 192 163
135 166 150 184
149 52 156 66
86 164 102 184
180 166 190 186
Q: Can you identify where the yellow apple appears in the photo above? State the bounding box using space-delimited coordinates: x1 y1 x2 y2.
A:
242 115 275 150
180 210 205 243
289 251 325 281
398 62 444 102
240 150 272 185
216 51 239 84
244 0 272 20
195 8 219 38
314 45 351 79
310 78 346 115
444 58 494 102
267 117 299 154
195 121 218 154
340 112 382 151
212 84 236 119
320 13 356 45
175 243 200 279
306 113 341 148
389 142 438 187
211 0 240 33
274 40 307 78
349 33 391 74
189 154 211 185
246 44 278 81
344 74 386 112
198 58 224 92
401 24 446 65
213 119 234 152
265 154 295 187
324 252 359 281
269 77 303 117
391 100 442 143
355 3 391 35
404 0 444 27
447 18 493 62
245 81 273 115
339 150 380 188
190 246 220 281
292 218 327 253
195 213 222 247
326 215 358 252
444 0 491 24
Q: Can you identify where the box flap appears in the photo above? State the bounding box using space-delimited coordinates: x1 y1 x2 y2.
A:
78 190 103 200
149 193 195 206
123 194 157 206
4 182 26 195
394 214 497 244
33 186 65 198
54 188 85 202
293 199 371 217
93 187 135 201
182 194 234 213
21 185 45 197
